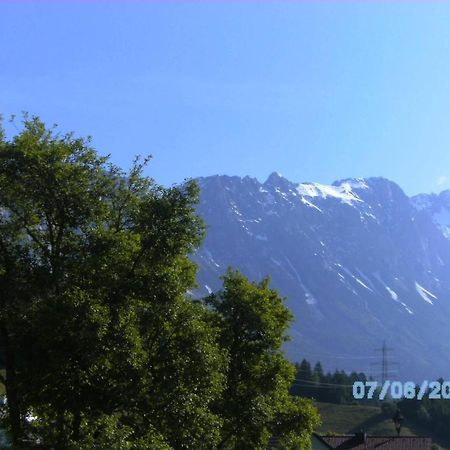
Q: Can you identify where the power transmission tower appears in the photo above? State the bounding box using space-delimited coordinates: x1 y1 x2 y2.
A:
370 340 398 384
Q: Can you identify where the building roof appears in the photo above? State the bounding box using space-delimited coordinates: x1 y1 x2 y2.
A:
314 433 432 450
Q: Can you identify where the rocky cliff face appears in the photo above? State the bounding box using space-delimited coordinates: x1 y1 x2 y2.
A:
193 173 450 381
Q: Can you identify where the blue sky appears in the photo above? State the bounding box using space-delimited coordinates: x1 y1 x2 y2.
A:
2 2 450 195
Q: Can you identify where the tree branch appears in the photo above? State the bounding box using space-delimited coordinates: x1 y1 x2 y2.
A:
6 205 50 258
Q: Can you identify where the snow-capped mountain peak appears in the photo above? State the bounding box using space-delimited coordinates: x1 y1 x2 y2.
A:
194 174 450 380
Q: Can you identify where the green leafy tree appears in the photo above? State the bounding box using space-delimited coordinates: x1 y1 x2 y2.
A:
0 115 226 448
206 270 320 450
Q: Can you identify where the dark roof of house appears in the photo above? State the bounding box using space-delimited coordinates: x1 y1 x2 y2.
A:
315 433 432 450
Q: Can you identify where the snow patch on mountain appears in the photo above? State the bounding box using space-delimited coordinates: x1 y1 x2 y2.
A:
271 257 282 267
300 197 323 212
339 178 370 191
285 257 317 305
354 277 372 291
230 202 243 216
376 279 413 314
296 181 364 207
339 266 374 292
415 282 437 305
385 286 398 301
202 249 221 268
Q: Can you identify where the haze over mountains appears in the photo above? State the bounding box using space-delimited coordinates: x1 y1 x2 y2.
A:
192 173 450 381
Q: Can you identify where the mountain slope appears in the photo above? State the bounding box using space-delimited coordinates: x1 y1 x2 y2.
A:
193 174 450 381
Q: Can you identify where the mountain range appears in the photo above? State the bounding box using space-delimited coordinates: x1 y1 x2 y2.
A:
192 173 450 381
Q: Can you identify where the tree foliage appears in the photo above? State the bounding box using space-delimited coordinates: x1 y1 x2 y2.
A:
0 116 225 448
0 115 319 449
207 270 320 449
292 359 368 405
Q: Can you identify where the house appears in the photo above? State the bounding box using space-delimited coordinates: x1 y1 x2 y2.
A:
312 432 432 449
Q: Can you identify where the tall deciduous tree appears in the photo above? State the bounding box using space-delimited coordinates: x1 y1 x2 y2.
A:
206 270 320 450
0 116 225 448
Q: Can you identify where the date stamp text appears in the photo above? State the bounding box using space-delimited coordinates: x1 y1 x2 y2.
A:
352 380 450 400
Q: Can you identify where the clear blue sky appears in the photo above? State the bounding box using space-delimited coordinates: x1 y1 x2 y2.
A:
2 2 450 195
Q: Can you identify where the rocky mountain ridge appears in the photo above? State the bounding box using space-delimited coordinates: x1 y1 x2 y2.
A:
192 173 450 381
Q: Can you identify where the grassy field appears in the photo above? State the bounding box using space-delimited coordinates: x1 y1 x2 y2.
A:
315 402 414 436
315 401 448 449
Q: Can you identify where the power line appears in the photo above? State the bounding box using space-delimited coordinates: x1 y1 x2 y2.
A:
296 351 378 360
293 379 356 387
292 384 354 389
